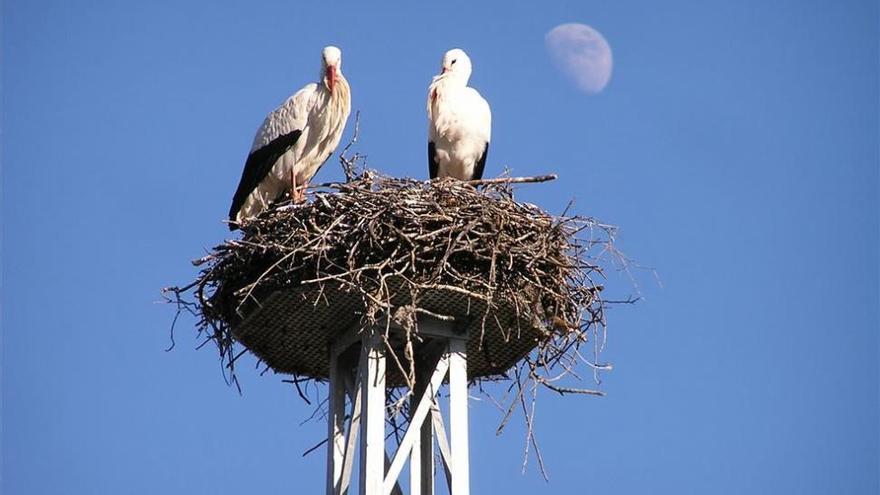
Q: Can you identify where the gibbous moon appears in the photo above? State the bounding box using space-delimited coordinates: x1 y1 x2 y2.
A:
545 23 613 94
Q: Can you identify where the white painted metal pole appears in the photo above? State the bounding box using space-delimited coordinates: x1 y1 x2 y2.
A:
430 403 453 489
419 415 435 495
410 357 436 495
359 333 386 495
383 356 449 495
327 349 347 495
410 425 421 495
449 338 469 495
339 369 362 495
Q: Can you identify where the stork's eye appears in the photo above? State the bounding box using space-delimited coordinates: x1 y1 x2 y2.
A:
451 59 457 65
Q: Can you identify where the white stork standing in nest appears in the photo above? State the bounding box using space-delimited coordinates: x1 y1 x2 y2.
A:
228 46 351 230
427 48 492 181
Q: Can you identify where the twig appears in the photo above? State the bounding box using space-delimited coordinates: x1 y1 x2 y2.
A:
301 438 328 457
466 174 557 186
339 111 362 181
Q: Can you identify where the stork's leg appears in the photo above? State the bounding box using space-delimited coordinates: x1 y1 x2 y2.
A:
289 171 307 203
290 173 306 203
295 180 307 203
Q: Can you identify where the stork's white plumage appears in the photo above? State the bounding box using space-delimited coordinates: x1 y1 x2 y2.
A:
229 46 351 229
427 48 492 181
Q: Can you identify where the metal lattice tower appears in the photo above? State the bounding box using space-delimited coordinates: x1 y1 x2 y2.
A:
326 319 469 495
231 285 547 495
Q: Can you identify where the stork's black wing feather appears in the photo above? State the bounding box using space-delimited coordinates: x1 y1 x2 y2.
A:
472 142 489 181
428 141 439 180
228 129 302 230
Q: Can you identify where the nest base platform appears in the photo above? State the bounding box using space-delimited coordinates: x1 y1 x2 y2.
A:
232 283 548 383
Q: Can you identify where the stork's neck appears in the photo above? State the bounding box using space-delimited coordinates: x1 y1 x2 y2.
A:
319 70 348 97
324 74 351 119
429 73 467 106
331 75 350 100
431 71 469 89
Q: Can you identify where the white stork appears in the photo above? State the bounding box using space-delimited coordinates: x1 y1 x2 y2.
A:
228 46 351 229
427 48 492 181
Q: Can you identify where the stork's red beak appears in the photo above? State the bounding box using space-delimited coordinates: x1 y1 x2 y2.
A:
441 67 448 74
326 65 337 94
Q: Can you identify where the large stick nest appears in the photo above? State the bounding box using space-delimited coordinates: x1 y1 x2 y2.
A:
166 170 625 461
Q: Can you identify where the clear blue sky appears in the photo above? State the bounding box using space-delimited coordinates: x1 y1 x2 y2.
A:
3 1 878 493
